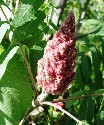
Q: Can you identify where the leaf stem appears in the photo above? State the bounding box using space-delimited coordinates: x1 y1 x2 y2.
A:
19 43 38 97
40 101 82 124
0 6 10 24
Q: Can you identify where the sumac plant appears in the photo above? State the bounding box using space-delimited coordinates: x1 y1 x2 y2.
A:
0 0 104 125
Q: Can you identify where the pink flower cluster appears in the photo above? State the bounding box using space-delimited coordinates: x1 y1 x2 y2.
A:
36 12 76 95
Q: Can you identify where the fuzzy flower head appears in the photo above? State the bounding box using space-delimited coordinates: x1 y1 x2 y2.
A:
36 12 76 95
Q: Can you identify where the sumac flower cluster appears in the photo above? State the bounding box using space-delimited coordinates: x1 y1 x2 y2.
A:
37 12 76 95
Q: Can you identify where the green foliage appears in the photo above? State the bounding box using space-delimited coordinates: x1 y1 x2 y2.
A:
97 99 104 125
0 54 33 125
78 97 95 124
12 0 45 28
0 0 104 125
0 0 5 5
12 9 46 43
66 90 85 108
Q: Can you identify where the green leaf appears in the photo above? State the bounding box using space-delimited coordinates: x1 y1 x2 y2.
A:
95 25 104 36
97 99 104 125
81 19 103 34
0 21 7 27
0 0 5 4
0 54 33 125
0 45 4 55
25 28 44 48
0 46 19 79
0 23 10 43
29 46 44 79
82 19 101 26
0 44 16 64
76 64 86 89
66 90 85 108
12 8 46 43
39 22 49 34
12 0 45 28
81 19 101 33
81 55 92 85
78 97 95 125
49 20 58 31
90 47 102 89
90 47 101 70
94 89 104 94
32 45 42 50
102 41 104 69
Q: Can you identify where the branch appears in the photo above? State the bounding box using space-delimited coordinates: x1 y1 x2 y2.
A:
40 101 83 124
19 43 38 97
57 0 67 26
76 0 90 35
19 92 104 124
49 93 104 103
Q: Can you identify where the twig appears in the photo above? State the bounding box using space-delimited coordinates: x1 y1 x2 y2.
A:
15 0 20 11
40 101 82 124
49 93 104 103
76 0 90 35
57 0 67 26
0 6 10 24
19 43 38 97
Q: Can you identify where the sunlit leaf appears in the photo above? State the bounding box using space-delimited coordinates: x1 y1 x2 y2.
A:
12 0 45 28
0 23 10 43
12 8 46 43
0 46 19 79
0 54 33 125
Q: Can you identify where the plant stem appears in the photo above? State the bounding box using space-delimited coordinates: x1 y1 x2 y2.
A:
57 0 67 26
19 43 38 98
40 101 82 124
0 6 10 24
50 93 104 103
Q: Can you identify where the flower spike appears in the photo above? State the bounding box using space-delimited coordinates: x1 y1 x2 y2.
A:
37 12 76 95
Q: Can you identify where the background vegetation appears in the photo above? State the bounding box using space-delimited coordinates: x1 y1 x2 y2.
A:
0 0 104 125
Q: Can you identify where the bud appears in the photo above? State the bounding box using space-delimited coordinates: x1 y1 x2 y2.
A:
36 12 76 95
